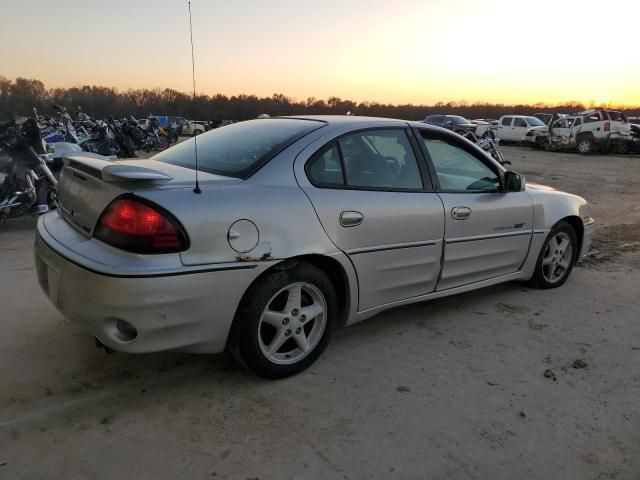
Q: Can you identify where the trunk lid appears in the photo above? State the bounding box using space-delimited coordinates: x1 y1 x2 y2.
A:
58 155 240 237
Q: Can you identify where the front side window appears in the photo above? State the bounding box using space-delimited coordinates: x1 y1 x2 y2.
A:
339 130 423 190
421 136 500 192
502 117 513 126
514 118 528 127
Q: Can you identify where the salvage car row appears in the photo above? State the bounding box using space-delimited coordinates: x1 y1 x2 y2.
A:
423 109 639 155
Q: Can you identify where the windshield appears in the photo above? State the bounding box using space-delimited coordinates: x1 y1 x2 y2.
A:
526 117 546 127
153 118 324 178
448 116 468 125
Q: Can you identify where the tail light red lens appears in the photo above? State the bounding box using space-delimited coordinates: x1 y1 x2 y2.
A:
94 197 188 253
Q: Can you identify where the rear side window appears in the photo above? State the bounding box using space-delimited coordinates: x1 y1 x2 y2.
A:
307 129 423 191
340 130 422 190
501 117 513 126
306 143 344 187
153 118 324 178
584 112 602 123
607 111 627 122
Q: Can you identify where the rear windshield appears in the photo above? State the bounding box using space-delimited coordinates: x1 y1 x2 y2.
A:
153 118 324 178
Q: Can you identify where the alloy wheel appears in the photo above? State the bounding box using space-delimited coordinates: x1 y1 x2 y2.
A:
258 282 327 365
541 232 573 284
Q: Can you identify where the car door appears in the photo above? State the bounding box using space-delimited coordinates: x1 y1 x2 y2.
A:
550 118 579 147
296 128 445 312
511 117 529 141
498 117 514 141
415 128 533 290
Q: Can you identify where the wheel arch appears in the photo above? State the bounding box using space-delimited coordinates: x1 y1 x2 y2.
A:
558 215 584 263
232 254 354 334
576 131 595 140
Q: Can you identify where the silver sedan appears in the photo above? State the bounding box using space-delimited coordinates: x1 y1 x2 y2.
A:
34 116 595 378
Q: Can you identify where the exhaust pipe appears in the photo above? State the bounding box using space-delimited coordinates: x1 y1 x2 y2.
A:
94 337 114 354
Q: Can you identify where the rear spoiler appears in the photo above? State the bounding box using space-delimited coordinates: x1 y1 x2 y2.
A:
62 154 173 183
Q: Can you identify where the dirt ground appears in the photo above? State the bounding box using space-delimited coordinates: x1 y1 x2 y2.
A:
0 146 639 480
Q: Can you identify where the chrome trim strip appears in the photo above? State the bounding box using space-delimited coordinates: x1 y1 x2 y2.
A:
347 240 438 255
533 229 547 235
447 230 532 244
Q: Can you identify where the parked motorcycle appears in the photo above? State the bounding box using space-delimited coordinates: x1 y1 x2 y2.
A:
463 129 510 166
0 118 58 219
80 117 137 158
142 116 169 151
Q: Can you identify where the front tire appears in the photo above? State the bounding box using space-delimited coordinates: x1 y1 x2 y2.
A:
528 221 578 289
228 263 337 379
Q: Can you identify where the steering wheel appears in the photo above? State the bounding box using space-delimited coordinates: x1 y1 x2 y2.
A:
383 156 401 180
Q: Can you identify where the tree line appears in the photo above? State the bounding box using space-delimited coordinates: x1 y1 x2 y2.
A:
1 76 638 122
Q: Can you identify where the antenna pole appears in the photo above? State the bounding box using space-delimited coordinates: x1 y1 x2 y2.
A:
188 1 201 194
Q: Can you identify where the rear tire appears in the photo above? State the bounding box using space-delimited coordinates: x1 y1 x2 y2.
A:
153 137 168 151
527 221 578 289
576 135 596 155
228 262 337 379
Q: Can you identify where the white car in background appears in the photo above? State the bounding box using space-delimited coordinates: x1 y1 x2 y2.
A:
175 117 206 136
470 119 499 137
497 115 546 142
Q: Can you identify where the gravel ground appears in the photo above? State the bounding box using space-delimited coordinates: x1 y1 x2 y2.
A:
0 146 638 480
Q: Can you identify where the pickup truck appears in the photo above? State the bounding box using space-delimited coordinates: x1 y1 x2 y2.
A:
523 109 633 154
496 115 547 142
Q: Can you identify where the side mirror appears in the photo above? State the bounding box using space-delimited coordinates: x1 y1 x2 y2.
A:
504 171 525 192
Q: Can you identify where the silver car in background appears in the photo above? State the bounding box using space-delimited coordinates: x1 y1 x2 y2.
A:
34 116 595 378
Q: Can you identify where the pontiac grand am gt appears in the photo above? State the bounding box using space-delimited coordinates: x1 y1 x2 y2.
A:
34 116 594 378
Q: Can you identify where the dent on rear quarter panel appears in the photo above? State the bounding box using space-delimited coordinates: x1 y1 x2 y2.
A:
137 182 338 266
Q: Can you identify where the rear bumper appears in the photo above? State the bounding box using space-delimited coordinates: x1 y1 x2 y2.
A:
34 218 269 354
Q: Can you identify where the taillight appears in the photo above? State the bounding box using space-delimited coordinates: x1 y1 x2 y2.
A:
604 121 610 132
94 197 188 254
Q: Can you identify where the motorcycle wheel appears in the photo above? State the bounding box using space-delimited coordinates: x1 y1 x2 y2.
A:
153 137 168 151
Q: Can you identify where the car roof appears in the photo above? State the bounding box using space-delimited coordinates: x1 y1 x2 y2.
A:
278 115 422 128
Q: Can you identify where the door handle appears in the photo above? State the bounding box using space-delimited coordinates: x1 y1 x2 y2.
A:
451 206 471 220
340 211 364 227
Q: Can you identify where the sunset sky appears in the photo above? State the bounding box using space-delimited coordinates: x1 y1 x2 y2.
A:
1 0 638 106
